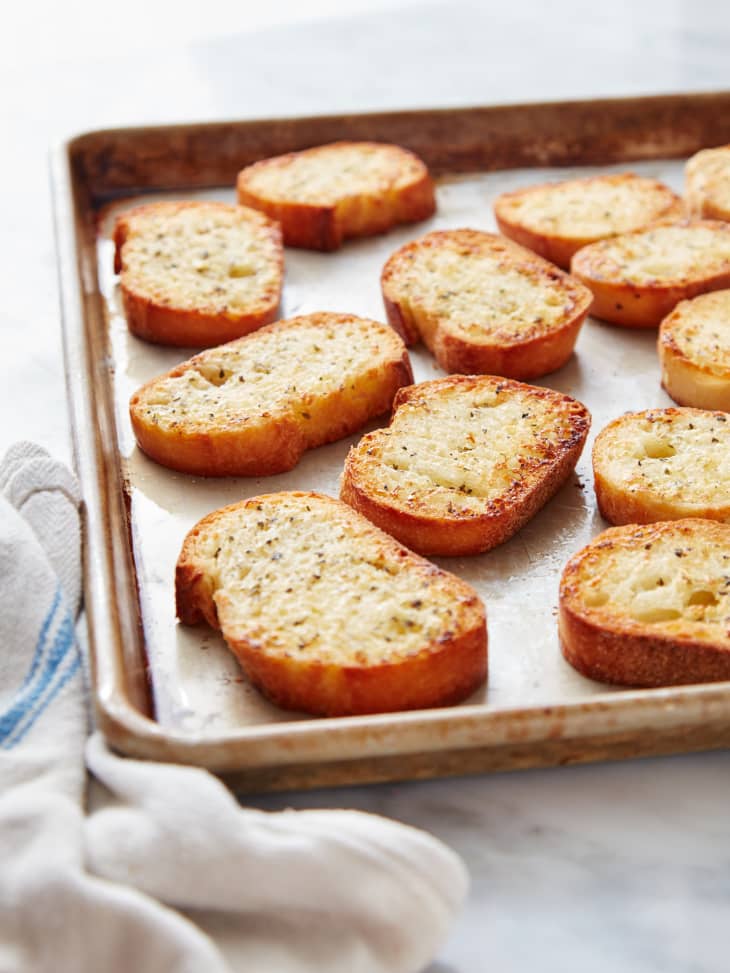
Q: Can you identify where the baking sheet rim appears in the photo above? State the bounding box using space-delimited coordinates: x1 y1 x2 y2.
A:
52 92 730 782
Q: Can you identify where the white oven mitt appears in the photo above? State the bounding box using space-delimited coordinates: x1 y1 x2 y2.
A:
0 442 467 973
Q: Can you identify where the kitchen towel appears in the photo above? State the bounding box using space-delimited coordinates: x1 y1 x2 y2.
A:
0 442 467 973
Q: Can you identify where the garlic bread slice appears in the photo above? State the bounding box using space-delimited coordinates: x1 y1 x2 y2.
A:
341 375 591 556
571 219 730 327
113 200 283 347
176 492 487 715
494 172 681 269
659 289 730 411
236 141 435 251
130 312 412 477
381 229 593 379
593 408 730 525
685 144 730 222
559 519 730 687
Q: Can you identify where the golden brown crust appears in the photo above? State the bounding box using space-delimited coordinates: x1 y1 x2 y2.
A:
380 229 593 379
233 623 487 716
341 376 591 556
559 520 730 687
494 173 682 269
592 408 730 525
570 219 730 327
492 216 579 273
658 290 730 411
685 145 730 221
236 141 436 251
175 492 487 716
129 312 413 477
113 200 284 347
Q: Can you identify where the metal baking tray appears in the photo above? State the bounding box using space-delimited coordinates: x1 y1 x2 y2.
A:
52 92 730 791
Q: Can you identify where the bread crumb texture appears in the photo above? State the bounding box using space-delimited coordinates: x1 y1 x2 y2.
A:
559 520 730 686
383 229 587 343
659 289 730 410
239 142 428 204
564 521 730 628
685 144 730 221
661 290 730 374
115 200 282 316
188 496 473 658
572 220 730 286
593 408 730 524
133 315 399 429
342 376 590 554
237 141 435 249
355 378 587 508
176 492 487 715
130 312 411 476
495 173 680 241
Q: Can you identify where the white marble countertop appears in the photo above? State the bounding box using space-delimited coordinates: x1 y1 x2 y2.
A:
4 1 730 969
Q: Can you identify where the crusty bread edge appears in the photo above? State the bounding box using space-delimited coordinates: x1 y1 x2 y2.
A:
342 455 580 556
571 221 730 328
129 321 414 477
593 469 730 526
658 317 730 411
382 291 421 346
431 310 589 379
685 148 730 222
592 409 730 525
569 271 730 328
114 203 284 347
131 404 307 477
559 521 730 687
226 613 488 716
175 499 242 626
493 213 584 270
379 299 591 379
236 144 436 251
495 199 684 271
380 235 594 379
236 186 342 250
341 379 591 556
237 179 437 252
559 601 730 687
685 191 730 222
175 492 488 716
119 288 282 348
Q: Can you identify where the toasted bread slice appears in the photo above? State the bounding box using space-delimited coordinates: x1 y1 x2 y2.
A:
685 144 730 221
236 141 435 251
341 376 590 556
570 219 730 327
381 229 593 379
176 492 487 715
559 519 730 687
130 312 412 477
494 173 682 269
658 289 730 411
113 201 283 347
593 408 730 525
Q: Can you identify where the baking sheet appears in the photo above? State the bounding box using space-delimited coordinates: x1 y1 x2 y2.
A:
98 157 681 738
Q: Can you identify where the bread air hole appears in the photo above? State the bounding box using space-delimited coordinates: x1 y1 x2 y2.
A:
638 573 668 591
195 365 231 386
687 589 719 607
631 607 682 623
543 293 564 307
641 437 676 460
228 263 257 278
584 589 609 607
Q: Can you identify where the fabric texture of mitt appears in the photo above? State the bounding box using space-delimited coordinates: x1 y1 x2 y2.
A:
0 442 467 973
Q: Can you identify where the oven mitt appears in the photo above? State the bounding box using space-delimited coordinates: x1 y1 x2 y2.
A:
0 442 468 973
